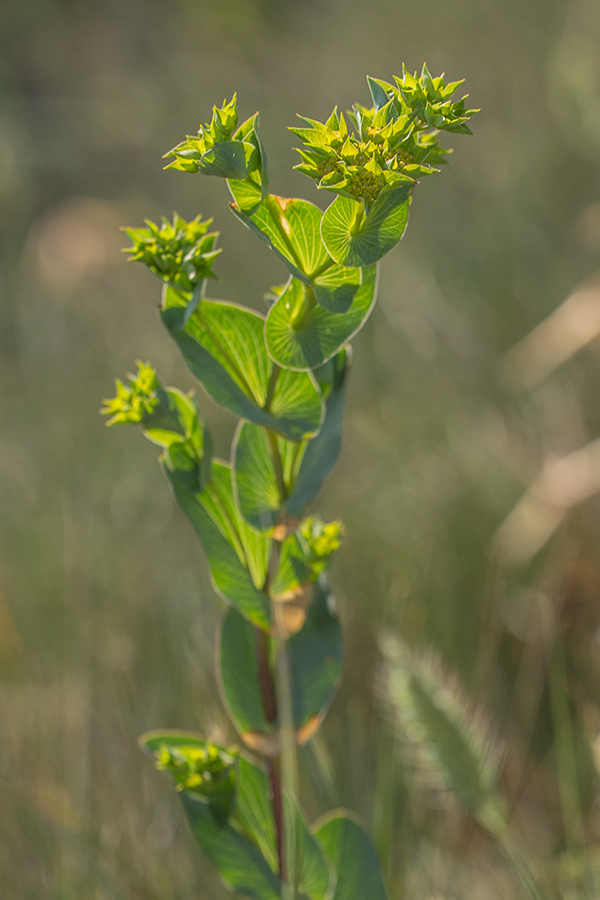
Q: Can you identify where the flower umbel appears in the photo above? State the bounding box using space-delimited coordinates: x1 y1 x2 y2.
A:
123 213 221 291
290 64 478 209
100 361 159 426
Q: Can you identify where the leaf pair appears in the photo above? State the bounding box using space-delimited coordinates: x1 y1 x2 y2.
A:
231 184 408 284
141 732 388 900
161 285 324 442
219 579 343 754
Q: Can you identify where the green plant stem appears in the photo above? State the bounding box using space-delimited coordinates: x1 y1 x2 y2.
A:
273 609 298 900
290 284 316 331
264 365 280 412
268 755 286 884
268 430 288 504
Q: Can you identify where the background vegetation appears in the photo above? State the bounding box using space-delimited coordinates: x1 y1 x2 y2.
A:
2 0 600 897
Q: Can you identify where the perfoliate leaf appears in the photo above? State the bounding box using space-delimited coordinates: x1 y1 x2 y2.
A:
312 263 362 314
161 286 324 442
265 267 377 371
233 422 306 534
321 182 412 267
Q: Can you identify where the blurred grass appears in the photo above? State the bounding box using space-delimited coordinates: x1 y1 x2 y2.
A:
3 0 600 897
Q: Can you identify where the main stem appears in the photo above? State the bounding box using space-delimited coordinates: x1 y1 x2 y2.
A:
256 624 286 882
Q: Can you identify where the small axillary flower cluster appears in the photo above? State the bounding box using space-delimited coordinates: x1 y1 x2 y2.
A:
156 742 237 798
163 95 239 173
123 213 221 292
300 517 345 579
290 64 477 210
100 361 159 425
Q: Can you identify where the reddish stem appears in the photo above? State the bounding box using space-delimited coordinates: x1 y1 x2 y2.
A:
256 625 286 881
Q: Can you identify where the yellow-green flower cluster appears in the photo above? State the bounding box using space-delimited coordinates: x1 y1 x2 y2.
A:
164 95 239 173
156 742 237 807
123 213 221 291
300 517 345 579
100 361 159 426
290 65 477 209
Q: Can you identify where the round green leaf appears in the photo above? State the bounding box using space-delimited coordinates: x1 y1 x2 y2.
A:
312 262 361 314
218 607 276 749
321 182 412 267
265 266 378 371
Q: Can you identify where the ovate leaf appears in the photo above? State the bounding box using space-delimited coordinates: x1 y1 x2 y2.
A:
321 182 412 267
288 577 343 744
218 580 342 752
182 792 282 900
164 458 271 630
265 268 377 371
218 605 276 753
233 423 284 533
285 349 349 517
313 812 388 900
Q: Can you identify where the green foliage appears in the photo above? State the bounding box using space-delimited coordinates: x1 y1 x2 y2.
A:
313 812 388 900
105 68 474 899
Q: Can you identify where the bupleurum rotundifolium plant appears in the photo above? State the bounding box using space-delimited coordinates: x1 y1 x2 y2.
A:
102 66 476 900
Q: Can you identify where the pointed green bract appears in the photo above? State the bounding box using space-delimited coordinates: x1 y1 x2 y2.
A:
265 268 377 371
198 140 260 180
313 812 388 900
321 182 412 267
122 213 221 291
101 363 214 493
161 286 324 441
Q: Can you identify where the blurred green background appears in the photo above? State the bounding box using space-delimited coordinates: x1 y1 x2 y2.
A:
3 0 600 897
